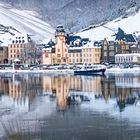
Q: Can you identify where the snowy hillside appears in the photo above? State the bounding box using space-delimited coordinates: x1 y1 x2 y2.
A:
0 3 55 44
77 7 140 41
1 0 140 32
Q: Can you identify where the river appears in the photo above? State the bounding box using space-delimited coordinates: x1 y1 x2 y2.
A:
0 73 140 140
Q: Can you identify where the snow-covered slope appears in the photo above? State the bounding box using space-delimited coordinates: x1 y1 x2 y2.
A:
0 3 55 43
77 7 140 41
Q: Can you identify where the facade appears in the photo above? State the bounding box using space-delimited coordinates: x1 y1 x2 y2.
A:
8 34 34 64
115 53 140 64
101 28 137 64
0 46 8 64
81 43 101 64
42 25 69 65
101 38 116 64
42 25 101 65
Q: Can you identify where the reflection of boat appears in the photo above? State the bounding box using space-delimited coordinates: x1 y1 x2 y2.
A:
74 65 106 75
67 93 90 105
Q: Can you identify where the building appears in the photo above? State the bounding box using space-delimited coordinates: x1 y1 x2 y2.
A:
115 53 140 64
101 28 137 64
101 37 116 64
8 33 34 64
42 25 101 65
42 25 68 65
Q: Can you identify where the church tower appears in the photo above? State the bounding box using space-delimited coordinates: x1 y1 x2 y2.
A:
54 25 68 64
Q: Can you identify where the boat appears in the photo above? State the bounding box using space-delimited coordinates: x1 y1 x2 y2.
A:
74 64 106 75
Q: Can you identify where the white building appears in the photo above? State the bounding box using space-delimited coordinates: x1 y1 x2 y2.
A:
115 53 140 64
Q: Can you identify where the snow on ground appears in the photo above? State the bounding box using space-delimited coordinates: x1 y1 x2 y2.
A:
77 7 140 41
0 3 55 43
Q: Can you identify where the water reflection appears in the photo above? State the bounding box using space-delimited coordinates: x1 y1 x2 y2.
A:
0 73 140 139
0 74 140 113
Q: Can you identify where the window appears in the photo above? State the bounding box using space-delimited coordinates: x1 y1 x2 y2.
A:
57 49 60 52
104 45 107 50
109 46 114 50
57 54 61 57
104 52 107 56
57 59 61 63
109 52 114 56
45 53 48 57
73 59 75 63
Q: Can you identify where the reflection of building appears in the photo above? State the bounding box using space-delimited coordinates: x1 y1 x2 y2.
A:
101 75 116 101
42 75 103 111
116 75 140 88
0 74 42 112
102 74 140 111
0 77 9 96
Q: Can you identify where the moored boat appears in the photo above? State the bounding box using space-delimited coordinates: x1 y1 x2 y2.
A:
74 64 106 75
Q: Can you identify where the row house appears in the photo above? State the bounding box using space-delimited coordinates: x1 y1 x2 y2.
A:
8 33 34 64
101 28 137 64
42 25 101 65
0 40 9 64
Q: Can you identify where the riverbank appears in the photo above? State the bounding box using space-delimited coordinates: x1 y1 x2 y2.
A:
0 67 139 74
105 67 140 74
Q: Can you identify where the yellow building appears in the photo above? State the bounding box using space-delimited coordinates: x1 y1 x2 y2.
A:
8 33 34 64
81 42 101 64
42 25 101 65
42 25 69 65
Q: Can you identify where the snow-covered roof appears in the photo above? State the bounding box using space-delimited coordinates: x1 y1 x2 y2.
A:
82 41 101 49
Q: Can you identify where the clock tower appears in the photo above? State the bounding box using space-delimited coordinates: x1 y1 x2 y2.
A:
55 25 66 43
55 25 68 64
